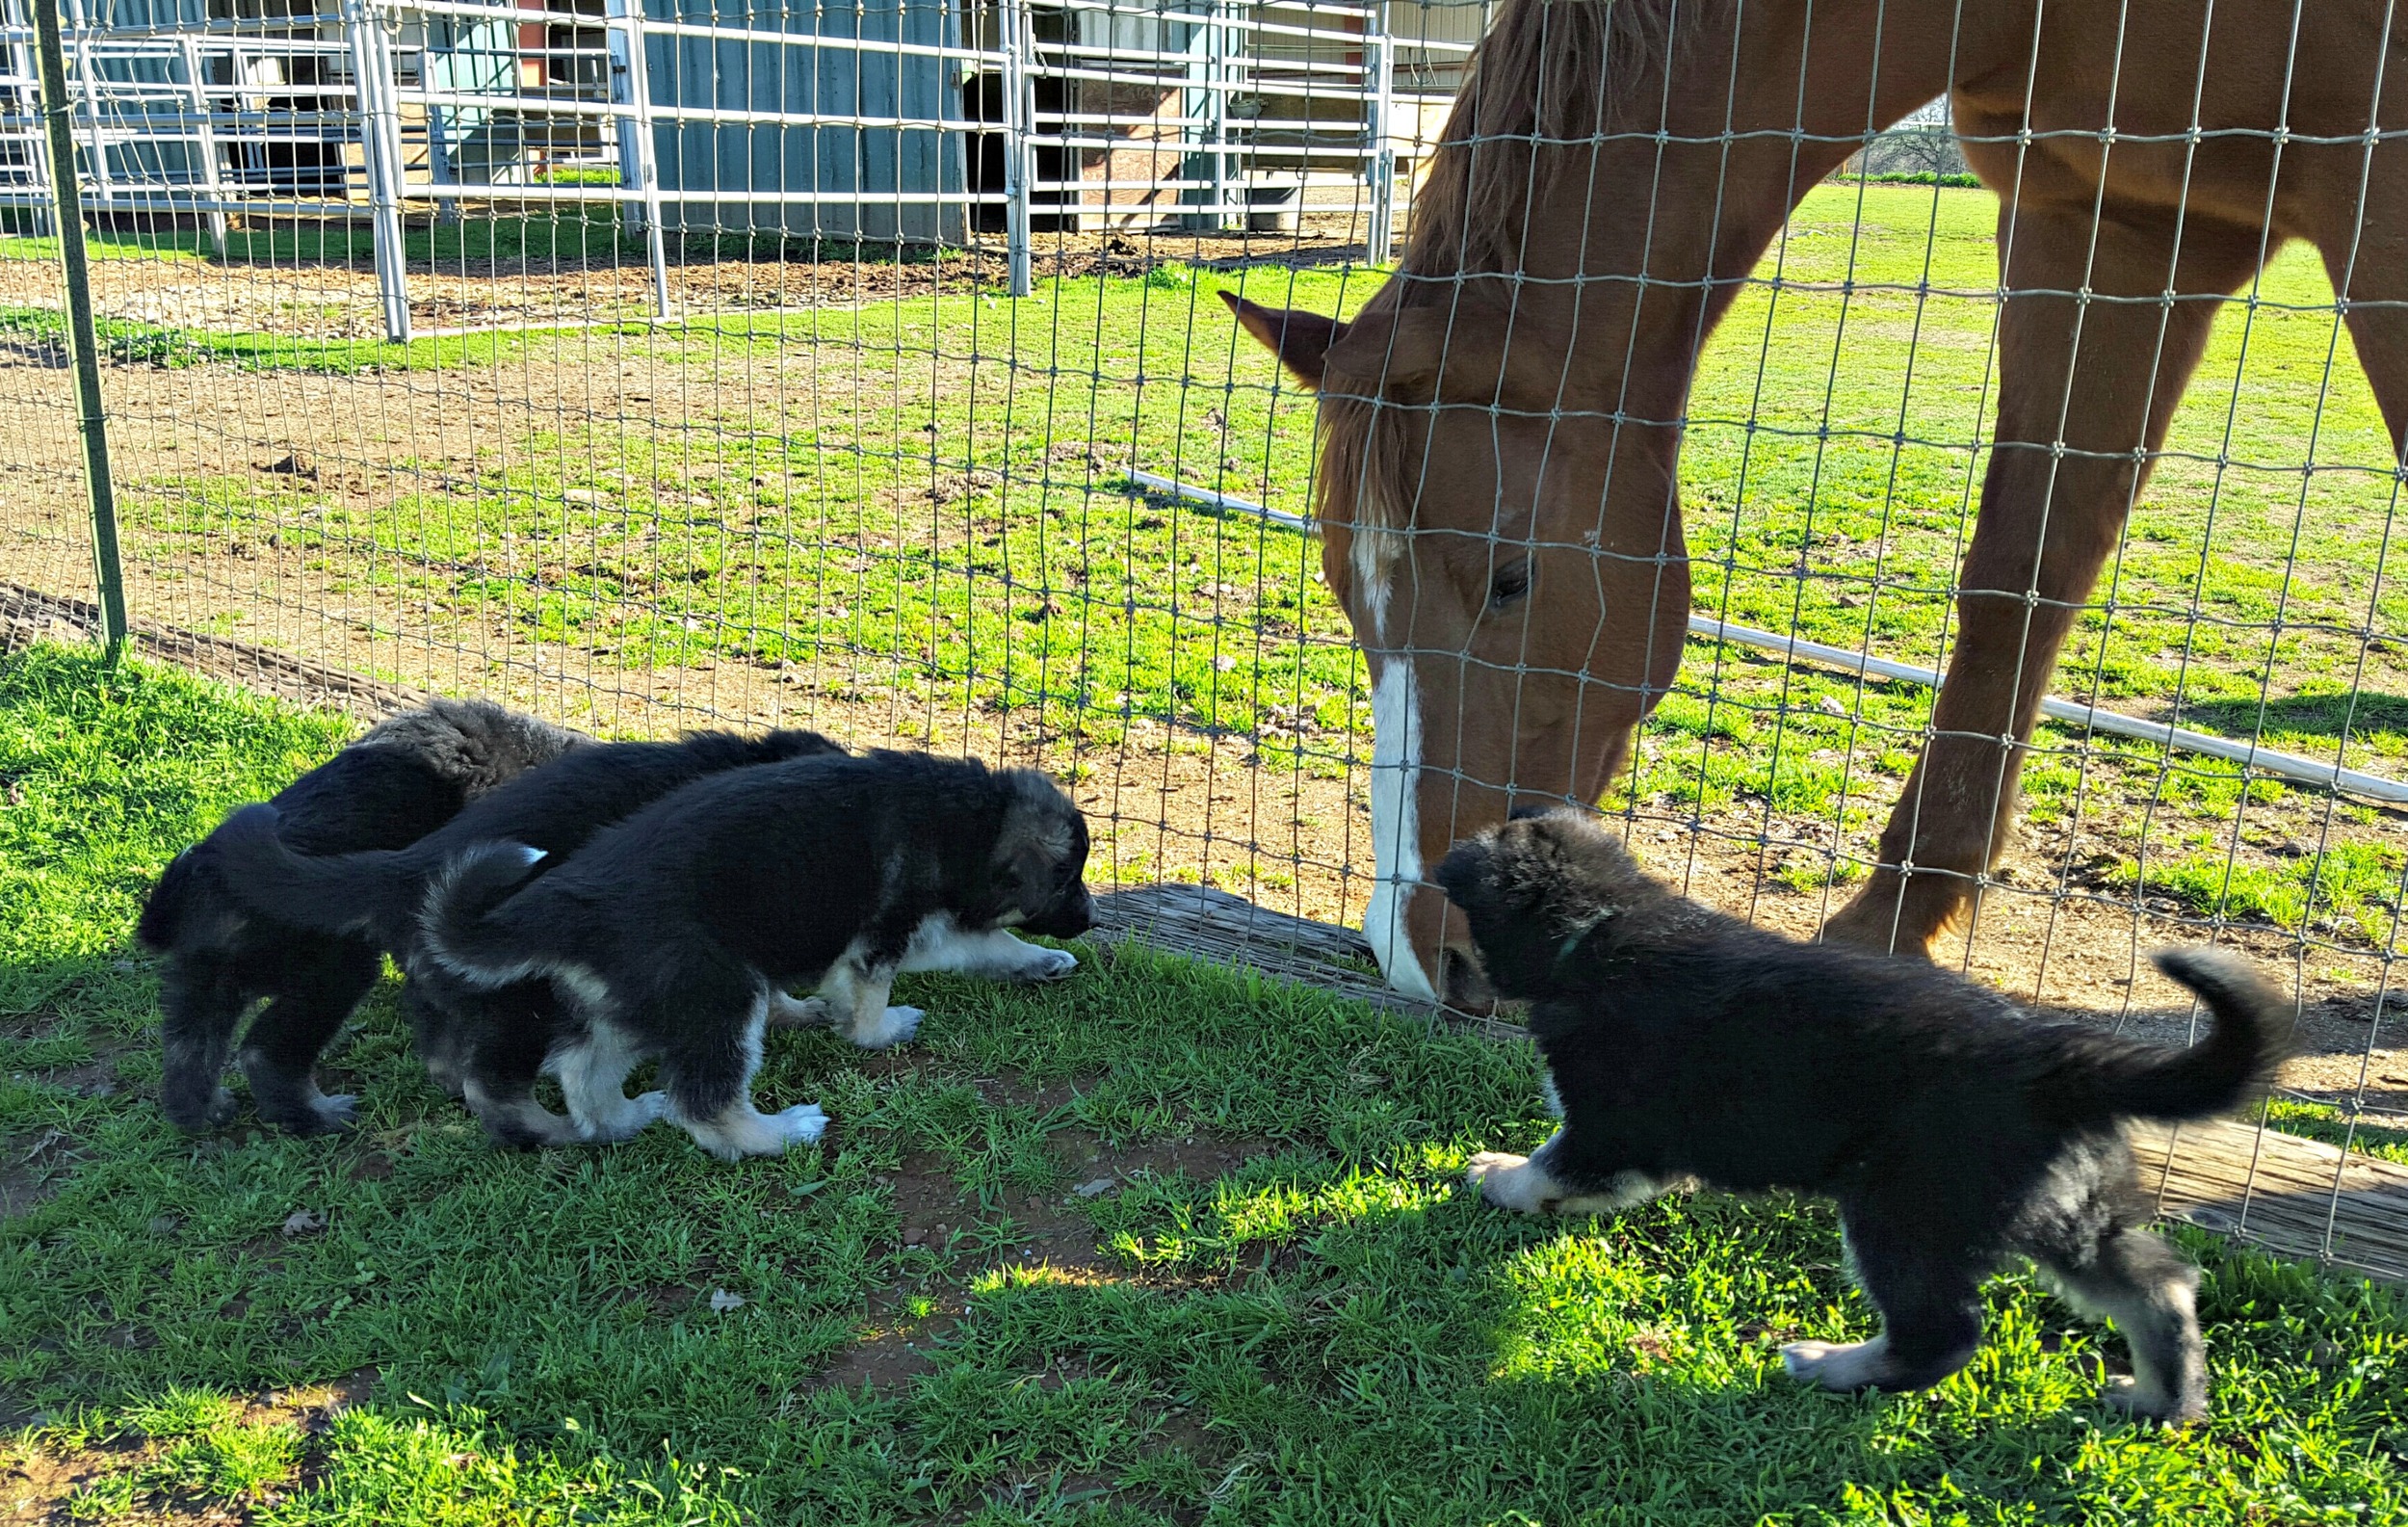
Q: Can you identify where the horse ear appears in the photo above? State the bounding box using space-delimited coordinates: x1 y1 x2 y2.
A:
1322 293 1516 398
1222 291 1347 387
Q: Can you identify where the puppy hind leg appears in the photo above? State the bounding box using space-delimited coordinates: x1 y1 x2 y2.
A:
461 1073 582 1148
157 955 249 1132
550 1020 667 1144
449 984 588 1147
400 981 470 1099
764 989 831 1028
655 980 824 1162
2039 1227 2208 1424
1784 1210 1984 1396
237 939 381 1134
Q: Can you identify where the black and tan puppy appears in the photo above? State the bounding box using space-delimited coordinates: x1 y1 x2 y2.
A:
139 698 585 1135
1435 809 2290 1424
417 750 1094 1161
207 726 843 1145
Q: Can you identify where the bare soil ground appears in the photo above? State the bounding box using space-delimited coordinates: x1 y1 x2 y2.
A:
0 224 1368 340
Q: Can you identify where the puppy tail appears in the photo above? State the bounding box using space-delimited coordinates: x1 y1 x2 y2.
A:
415 840 553 990
2072 948 2291 1124
208 803 416 946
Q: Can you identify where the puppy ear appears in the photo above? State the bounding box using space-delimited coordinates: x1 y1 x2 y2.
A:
993 789 1084 908
1507 803 1554 824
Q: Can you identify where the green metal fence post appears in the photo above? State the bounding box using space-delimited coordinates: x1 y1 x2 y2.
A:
32 0 126 653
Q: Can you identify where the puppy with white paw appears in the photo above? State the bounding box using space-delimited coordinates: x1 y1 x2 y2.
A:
418 750 1093 1161
1438 808 2290 1425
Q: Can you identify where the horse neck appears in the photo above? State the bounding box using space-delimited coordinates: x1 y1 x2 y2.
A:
1402 0 1993 403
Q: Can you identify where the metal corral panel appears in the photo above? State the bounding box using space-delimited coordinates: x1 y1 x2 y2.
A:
638 0 967 243
71 0 211 189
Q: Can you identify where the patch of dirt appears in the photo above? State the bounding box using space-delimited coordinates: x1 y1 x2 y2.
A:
0 222 1372 341
800 1113 1285 1393
0 1374 369 1526
0 1129 82 1221
809 1324 946 1394
240 1370 376 1438
1 1431 152 1527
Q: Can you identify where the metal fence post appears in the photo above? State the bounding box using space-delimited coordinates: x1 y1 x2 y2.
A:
1001 0 1031 297
343 0 410 344
612 0 671 318
31 0 124 651
62 0 109 213
181 35 228 256
1364 4 1394 263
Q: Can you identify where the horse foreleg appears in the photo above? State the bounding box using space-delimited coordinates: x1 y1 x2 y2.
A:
1825 207 2266 959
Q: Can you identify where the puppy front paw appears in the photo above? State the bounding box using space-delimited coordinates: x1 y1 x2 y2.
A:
1465 1150 1540 1212
849 1006 924 1050
767 991 833 1028
1019 946 1080 983
773 1103 828 1146
2101 1374 2205 1426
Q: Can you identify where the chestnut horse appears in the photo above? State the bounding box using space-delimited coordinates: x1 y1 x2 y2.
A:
1230 0 2408 1005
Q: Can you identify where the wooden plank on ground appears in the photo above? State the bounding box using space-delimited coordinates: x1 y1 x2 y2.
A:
2131 1117 2408 1282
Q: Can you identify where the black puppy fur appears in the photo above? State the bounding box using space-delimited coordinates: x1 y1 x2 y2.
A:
139 698 584 1134
1435 810 2290 1424
419 750 1095 1161
208 726 842 1145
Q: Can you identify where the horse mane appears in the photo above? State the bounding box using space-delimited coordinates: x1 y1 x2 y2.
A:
1402 0 1688 279
1314 1 1686 543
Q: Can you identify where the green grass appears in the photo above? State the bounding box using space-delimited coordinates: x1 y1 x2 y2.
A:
28 181 2408 941
5 643 2408 1523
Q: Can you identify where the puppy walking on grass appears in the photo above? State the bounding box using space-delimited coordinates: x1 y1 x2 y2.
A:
141 698 586 1136
206 726 843 1147
1436 810 2290 1425
419 750 1095 1161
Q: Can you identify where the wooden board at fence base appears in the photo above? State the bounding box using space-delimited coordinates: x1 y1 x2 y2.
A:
2130 1118 2408 1283
10 594 2402 1284
1094 882 2408 1284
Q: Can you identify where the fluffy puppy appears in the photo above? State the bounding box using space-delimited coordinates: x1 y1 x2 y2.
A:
207 726 843 1145
139 698 585 1134
1435 810 2290 1424
417 750 1094 1161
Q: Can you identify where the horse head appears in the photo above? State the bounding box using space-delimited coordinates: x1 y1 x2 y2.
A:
1225 288 1689 1008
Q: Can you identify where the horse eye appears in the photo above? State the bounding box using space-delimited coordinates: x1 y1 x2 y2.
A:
1489 563 1531 609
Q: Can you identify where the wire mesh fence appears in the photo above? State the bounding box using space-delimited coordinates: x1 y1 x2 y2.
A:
3 0 2405 1275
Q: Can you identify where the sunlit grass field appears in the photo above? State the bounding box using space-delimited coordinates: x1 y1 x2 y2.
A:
3 644 2406 1524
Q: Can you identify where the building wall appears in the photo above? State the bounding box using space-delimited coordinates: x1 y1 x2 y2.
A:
640 0 968 244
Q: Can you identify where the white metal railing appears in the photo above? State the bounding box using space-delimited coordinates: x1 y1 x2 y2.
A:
0 0 1469 340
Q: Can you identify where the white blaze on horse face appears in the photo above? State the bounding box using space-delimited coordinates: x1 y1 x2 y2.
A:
1352 528 1394 640
1365 654 1441 1004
